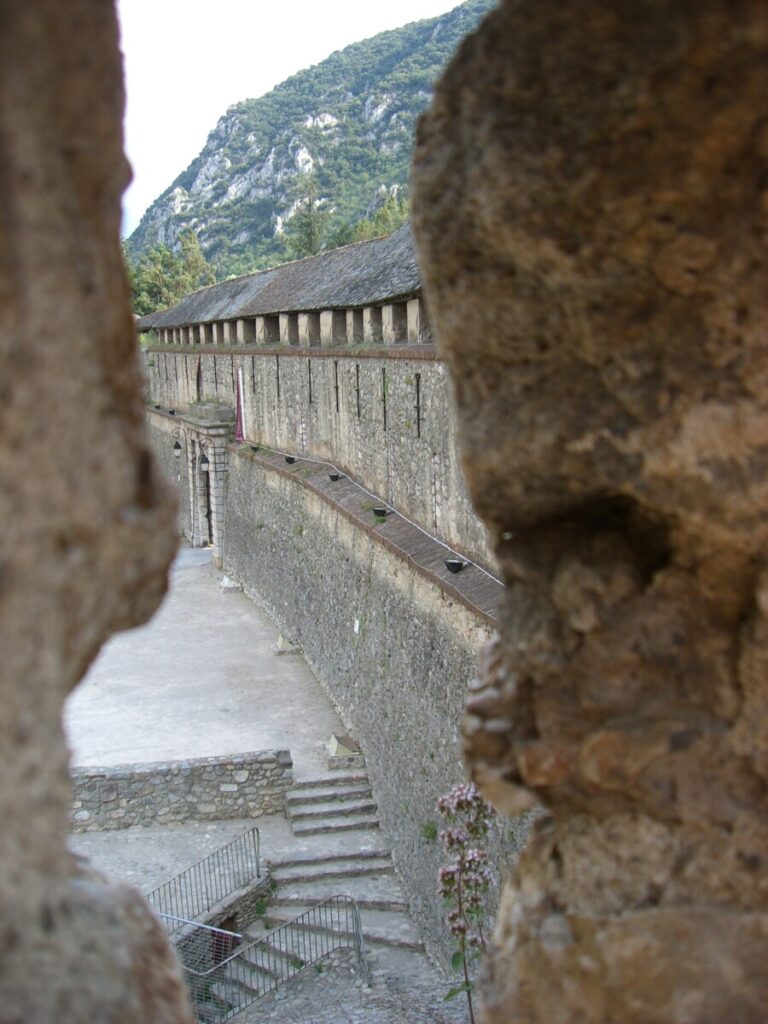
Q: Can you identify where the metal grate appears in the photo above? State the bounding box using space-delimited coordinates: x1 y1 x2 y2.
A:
179 894 368 1022
145 826 260 935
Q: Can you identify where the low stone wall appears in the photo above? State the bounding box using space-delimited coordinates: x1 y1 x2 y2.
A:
71 750 293 832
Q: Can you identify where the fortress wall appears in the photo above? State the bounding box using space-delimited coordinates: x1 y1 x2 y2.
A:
145 348 494 570
223 449 526 959
146 411 192 541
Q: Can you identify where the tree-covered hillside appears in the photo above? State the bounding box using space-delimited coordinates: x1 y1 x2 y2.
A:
126 0 494 276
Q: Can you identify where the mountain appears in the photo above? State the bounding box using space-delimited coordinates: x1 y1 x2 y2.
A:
126 0 494 276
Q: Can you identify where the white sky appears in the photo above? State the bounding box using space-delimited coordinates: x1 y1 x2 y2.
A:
117 0 459 237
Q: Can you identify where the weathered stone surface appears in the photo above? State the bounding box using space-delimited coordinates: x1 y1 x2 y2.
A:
221 448 524 961
412 1 768 1021
0 2 187 1020
145 349 495 570
70 751 293 831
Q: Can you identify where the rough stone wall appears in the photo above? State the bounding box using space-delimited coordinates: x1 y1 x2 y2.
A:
412 2 768 1021
146 349 495 569
0 3 192 1021
146 411 192 540
223 450 523 959
71 750 293 831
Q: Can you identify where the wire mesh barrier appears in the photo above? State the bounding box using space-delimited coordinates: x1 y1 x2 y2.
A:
145 827 260 935
175 895 368 1023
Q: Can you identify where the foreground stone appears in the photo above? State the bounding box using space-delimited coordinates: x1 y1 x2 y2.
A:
0 3 189 1021
412 2 768 1021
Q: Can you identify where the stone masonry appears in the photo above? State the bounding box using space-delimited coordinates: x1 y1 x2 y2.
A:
0 3 192 1021
412 1 768 1021
72 750 293 831
144 348 494 570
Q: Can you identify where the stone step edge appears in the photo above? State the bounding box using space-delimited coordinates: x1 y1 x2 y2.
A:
246 914 424 952
288 799 378 821
268 847 391 870
290 772 370 789
271 860 394 883
292 814 380 835
285 784 373 805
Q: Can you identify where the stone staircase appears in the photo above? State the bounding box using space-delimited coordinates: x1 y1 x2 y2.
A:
252 769 424 958
284 771 380 835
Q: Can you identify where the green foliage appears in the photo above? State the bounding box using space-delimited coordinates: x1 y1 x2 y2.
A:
127 0 495 277
420 821 438 842
283 173 330 259
126 229 214 316
340 193 410 245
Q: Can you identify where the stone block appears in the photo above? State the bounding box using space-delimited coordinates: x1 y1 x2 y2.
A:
320 309 347 346
382 303 407 344
346 308 364 344
363 306 383 344
298 312 320 347
279 313 298 346
407 297 430 343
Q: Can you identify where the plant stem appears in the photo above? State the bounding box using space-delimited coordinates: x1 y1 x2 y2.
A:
456 863 475 1024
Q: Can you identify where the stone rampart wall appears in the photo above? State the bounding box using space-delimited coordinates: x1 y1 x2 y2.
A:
146 409 192 540
222 450 525 958
71 750 293 832
145 347 494 570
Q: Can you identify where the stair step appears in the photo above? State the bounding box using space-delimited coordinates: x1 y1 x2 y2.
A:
208 973 257 1011
286 783 372 806
269 846 391 871
291 771 369 789
234 937 286 978
271 872 406 911
249 905 424 951
292 813 380 836
288 797 377 821
245 927 328 966
271 855 393 885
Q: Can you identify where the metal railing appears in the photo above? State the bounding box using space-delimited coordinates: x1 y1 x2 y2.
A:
177 895 368 1022
145 827 260 935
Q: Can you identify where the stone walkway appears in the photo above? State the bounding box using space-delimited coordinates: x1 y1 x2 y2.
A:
239 949 468 1024
64 546 344 778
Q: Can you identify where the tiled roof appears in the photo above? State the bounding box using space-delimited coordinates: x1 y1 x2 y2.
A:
137 224 420 330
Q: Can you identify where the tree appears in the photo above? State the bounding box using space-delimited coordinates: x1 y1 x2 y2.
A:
283 174 330 259
125 230 215 316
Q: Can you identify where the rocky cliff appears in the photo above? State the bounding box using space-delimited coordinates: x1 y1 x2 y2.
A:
127 0 493 274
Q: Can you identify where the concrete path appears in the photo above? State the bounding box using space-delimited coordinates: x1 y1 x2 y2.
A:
65 545 468 1023
64 546 345 779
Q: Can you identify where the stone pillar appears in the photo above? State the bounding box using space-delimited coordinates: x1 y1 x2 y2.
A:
208 441 229 567
279 312 298 345
346 308 364 344
407 297 430 343
363 306 383 344
320 309 346 346
221 320 232 345
236 318 255 344
0 3 193 1021
382 303 407 344
298 312 320 347
211 321 221 345
412 2 768 1022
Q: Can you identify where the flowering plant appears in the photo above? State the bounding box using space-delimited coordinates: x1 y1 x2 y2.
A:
437 782 493 1023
